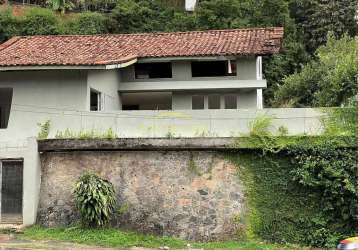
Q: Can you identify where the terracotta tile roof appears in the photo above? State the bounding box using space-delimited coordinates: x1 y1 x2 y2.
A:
0 27 283 67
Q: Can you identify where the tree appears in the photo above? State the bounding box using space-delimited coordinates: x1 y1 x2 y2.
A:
0 8 19 43
64 12 108 34
274 34 358 107
289 0 358 54
108 0 173 33
20 8 60 35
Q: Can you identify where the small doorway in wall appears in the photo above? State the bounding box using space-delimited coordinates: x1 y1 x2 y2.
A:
0 160 23 224
90 89 102 111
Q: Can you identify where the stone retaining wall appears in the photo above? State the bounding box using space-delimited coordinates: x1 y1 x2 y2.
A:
38 149 244 240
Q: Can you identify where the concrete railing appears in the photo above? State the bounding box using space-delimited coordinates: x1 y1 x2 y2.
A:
0 105 324 142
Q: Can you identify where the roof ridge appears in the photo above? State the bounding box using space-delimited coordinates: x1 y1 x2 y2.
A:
14 27 284 39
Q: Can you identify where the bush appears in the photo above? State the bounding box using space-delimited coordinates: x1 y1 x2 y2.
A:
287 141 358 247
0 8 20 43
64 12 108 35
73 172 116 228
20 8 60 36
275 34 358 107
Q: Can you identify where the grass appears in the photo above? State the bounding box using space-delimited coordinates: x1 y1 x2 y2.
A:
20 226 309 250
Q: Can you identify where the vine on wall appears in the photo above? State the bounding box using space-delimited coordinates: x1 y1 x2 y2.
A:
231 108 358 248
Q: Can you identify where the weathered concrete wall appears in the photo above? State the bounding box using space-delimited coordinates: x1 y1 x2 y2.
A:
87 69 122 111
0 108 324 141
38 150 244 240
0 138 40 225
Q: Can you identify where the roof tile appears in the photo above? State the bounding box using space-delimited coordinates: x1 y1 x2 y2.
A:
0 27 283 67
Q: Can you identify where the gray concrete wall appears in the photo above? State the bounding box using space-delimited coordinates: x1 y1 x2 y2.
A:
0 138 40 225
0 70 88 111
121 58 257 82
87 69 121 111
172 90 259 110
0 108 324 141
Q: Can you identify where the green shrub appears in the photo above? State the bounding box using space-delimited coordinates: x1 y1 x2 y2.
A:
0 8 20 43
37 120 51 139
20 8 60 36
288 142 358 235
248 115 273 137
63 12 108 35
275 34 358 107
73 172 116 228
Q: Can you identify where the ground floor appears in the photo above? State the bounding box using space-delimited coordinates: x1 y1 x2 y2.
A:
91 89 262 111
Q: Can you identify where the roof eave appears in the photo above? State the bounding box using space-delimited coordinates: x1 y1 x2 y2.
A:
0 58 138 71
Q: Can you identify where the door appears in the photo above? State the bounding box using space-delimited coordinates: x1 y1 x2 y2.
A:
0 160 23 224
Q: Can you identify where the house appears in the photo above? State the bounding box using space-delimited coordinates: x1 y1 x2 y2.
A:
0 27 327 226
0 28 283 120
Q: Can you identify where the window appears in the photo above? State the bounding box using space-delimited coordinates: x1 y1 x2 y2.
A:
224 95 237 109
191 60 236 77
135 63 172 79
208 94 220 109
192 95 205 110
0 88 13 129
90 89 102 111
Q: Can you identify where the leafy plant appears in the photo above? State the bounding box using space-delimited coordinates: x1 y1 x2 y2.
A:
55 128 117 139
275 34 358 107
63 12 108 35
248 115 273 137
73 172 116 228
20 8 60 36
37 120 51 139
277 125 288 136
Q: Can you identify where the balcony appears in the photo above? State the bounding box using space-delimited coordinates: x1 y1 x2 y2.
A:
118 79 267 92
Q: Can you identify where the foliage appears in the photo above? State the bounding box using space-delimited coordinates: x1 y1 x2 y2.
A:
21 225 308 249
20 8 60 36
232 108 358 248
55 128 117 139
73 172 116 227
0 8 19 43
37 120 51 139
63 12 108 34
47 0 74 14
248 115 273 137
108 0 172 33
229 153 326 246
275 35 358 107
289 0 358 54
288 142 358 233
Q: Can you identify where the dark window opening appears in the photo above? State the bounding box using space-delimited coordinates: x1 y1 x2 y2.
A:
0 88 13 129
135 63 172 79
224 95 237 109
208 94 220 109
191 60 236 77
121 92 172 110
192 95 205 110
90 89 101 111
